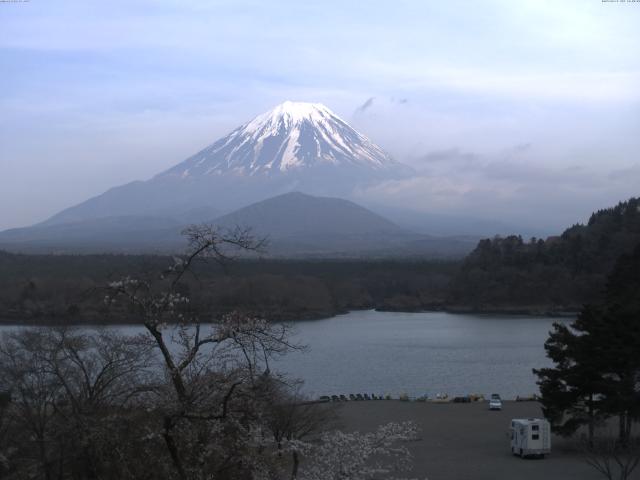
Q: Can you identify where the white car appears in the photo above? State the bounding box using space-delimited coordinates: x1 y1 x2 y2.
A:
489 393 502 410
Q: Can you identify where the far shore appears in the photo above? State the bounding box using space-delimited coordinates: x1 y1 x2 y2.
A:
376 305 578 317
0 306 577 326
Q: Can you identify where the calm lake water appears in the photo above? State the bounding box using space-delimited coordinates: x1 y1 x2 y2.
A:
0 310 570 399
273 310 569 399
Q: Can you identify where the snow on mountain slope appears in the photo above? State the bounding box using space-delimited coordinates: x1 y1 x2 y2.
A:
160 101 404 178
38 101 412 226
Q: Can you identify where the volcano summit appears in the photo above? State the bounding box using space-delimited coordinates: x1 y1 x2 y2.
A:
44 101 412 225
163 101 402 177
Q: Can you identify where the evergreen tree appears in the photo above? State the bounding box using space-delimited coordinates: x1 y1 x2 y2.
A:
597 245 640 444
534 244 640 444
534 305 609 444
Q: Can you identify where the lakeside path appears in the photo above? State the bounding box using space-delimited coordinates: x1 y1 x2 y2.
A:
338 400 604 480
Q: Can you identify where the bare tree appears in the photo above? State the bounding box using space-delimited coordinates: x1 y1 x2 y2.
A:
582 437 640 480
0 327 155 479
0 389 11 476
0 225 424 479
105 225 304 479
263 382 340 479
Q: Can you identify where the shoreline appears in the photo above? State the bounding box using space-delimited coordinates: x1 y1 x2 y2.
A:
0 305 577 326
376 305 578 318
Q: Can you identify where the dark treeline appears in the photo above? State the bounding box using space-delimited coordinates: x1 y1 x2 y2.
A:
2 196 640 323
449 197 640 312
533 244 640 479
535 244 640 445
0 252 459 324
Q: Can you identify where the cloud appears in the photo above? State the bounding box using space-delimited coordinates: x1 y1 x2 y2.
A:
360 64 640 103
608 164 640 182
2 0 640 230
354 97 375 115
355 146 640 233
512 143 532 154
421 149 480 165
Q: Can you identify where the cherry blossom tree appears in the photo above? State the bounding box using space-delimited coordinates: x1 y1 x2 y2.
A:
289 422 419 480
0 225 425 479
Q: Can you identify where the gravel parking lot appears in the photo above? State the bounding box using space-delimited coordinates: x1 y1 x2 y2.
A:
339 400 618 480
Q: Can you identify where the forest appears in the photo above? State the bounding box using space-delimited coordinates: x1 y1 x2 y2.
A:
1 197 639 324
0 252 459 324
448 197 640 312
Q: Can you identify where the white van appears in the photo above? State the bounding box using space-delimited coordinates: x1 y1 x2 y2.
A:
509 418 551 458
489 393 502 410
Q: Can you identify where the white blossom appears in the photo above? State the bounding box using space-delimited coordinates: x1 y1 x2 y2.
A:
280 422 421 480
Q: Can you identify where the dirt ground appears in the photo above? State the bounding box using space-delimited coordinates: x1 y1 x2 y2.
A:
338 400 628 480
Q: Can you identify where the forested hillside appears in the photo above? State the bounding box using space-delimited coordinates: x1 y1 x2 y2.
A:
448 197 640 311
2 197 639 323
0 253 458 324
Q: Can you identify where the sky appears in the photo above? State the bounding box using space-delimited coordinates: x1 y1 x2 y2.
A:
1 0 639 232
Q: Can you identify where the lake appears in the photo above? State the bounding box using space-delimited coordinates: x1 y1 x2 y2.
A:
0 310 569 400
273 310 569 399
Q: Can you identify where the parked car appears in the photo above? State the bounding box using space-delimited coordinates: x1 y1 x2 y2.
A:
489 393 502 410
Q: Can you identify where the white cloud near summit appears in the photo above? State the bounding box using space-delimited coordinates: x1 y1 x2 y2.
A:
356 146 640 233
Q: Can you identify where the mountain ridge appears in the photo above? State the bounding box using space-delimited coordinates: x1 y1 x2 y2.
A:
0 192 477 257
212 191 404 238
160 101 404 178
42 101 411 226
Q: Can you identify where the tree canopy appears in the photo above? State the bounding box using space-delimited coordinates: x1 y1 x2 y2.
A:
450 197 640 311
534 243 640 444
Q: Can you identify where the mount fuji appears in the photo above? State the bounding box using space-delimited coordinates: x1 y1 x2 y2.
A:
164 101 404 178
0 102 512 255
42 101 412 226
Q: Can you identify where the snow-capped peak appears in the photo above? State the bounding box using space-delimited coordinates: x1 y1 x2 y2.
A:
161 101 403 178
245 101 334 131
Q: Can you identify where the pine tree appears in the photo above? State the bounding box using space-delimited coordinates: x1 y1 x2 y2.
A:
534 244 640 444
534 305 609 444
597 245 640 444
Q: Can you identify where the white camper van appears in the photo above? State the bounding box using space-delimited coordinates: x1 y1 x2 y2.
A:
509 418 551 458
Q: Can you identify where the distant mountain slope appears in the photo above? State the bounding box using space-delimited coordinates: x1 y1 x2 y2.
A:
0 192 477 258
210 192 476 257
42 101 411 226
213 192 402 238
366 204 548 238
448 196 640 311
0 216 183 253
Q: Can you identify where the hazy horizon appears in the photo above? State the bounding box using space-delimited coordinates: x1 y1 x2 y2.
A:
1 0 639 232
